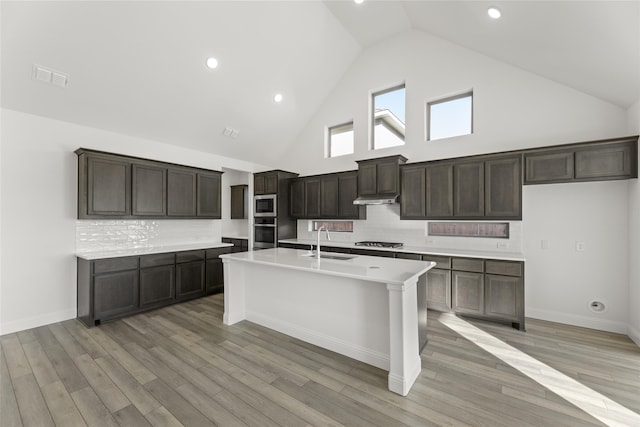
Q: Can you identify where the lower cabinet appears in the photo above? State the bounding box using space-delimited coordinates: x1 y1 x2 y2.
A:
452 271 484 316
426 268 452 312
77 246 230 327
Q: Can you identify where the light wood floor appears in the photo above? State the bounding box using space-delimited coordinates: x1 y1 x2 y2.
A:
2 293 639 426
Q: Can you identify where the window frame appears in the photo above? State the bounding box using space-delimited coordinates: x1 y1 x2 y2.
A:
426 91 474 142
326 121 355 158
370 83 406 150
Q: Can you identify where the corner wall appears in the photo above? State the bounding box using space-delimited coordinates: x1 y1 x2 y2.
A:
628 100 640 345
0 108 266 335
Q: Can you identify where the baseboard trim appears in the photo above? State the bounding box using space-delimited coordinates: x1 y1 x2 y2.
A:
0 308 77 336
628 323 640 347
526 307 628 334
246 310 390 370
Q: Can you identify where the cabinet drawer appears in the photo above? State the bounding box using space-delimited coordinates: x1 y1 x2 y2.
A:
452 257 484 272
176 250 205 263
140 253 175 268
93 256 139 274
485 260 522 277
206 248 231 259
422 255 451 269
395 252 422 260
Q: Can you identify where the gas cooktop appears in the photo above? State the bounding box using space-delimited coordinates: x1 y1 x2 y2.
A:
355 241 404 248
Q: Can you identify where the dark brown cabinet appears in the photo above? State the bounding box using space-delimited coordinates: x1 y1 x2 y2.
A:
254 172 278 195
222 237 249 253
230 185 248 219
426 163 453 218
289 171 364 220
485 156 521 218
452 270 484 316
132 164 166 216
175 250 205 301
77 246 230 327
76 149 222 219
356 155 407 198
524 136 638 185
80 153 131 218
454 161 484 218
400 165 426 219
140 253 176 309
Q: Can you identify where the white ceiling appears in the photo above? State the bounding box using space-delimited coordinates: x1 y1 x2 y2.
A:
2 1 639 167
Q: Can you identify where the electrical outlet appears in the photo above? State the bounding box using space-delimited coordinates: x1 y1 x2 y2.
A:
496 241 509 249
541 240 549 250
576 241 586 252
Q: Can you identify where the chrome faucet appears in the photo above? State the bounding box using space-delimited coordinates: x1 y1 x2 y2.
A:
316 226 331 259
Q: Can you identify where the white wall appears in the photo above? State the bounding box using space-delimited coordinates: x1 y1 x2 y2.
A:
221 168 251 240
281 30 628 176
628 100 640 344
0 108 267 335
283 29 633 334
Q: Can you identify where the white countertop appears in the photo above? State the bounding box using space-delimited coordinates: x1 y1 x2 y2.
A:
76 241 233 260
278 238 525 262
220 247 435 286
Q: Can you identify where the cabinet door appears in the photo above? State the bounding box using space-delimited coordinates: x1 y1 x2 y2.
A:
454 161 484 217
321 175 339 218
140 265 175 308
205 258 224 294
426 163 453 218
575 143 634 180
167 169 197 216
264 174 278 194
305 178 321 218
197 172 222 218
254 174 266 195
485 274 523 322
94 270 139 321
86 156 131 216
358 163 377 196
289 179 305 218
230 185 247 219
426 268 452 311
132 163 166 216
400 166 426 218
524 151 574 184
485 156 521 219
176 261 205 300
452 271 484 315
338 172 361 218
377 159 399 195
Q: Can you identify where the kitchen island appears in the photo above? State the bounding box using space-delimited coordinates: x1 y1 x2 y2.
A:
220 247 435 396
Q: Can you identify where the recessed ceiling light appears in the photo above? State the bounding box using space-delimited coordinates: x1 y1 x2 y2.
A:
354 0 364 4
206 57 218 69
488 7 501 19
274 93 283 103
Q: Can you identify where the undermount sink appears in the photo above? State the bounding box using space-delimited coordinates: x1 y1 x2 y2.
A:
302 253 356 261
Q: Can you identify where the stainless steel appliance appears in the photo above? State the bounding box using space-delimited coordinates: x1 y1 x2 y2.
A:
254 217 277 249
254 194 277 217
355 241 403 248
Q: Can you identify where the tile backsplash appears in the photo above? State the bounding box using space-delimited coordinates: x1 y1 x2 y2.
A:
76 220 220 253
296 204 523 253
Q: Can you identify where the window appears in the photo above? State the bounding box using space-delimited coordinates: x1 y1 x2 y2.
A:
372 85 405 149
311 220 353 232
327 122 354 158
427 92 473 141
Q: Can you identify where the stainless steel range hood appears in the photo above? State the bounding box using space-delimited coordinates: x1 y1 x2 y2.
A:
352 195 398 205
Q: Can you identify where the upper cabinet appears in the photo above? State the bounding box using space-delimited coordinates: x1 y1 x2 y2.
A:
524 136 638 185
254 171 279 195
400 154 521 220
356 155 407 199
76 149 222 219
230 185 248 219
289 171 365 220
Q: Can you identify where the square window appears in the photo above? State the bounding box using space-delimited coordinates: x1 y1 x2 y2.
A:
428 92 473 141
327 122 354 158
372 85 405 149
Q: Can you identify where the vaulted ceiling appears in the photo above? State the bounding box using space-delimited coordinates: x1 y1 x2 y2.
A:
2 1 638 167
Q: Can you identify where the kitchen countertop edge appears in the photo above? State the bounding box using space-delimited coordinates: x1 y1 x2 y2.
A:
76 241 234 260
278 239 525 262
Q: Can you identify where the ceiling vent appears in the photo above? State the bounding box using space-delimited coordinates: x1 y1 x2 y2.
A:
32 64 69 88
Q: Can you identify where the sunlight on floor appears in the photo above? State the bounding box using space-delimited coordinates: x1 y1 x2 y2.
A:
437 313 640 427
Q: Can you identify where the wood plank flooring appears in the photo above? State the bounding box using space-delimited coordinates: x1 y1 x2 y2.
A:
1 293 639 426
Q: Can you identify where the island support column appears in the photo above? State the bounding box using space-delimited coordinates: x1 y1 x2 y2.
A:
222 258 246 325
387 277 422 396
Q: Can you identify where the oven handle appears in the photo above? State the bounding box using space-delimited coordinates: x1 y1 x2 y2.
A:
254 224 277 228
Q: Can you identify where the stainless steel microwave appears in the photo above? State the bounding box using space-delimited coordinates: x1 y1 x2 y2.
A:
254 194 276 217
